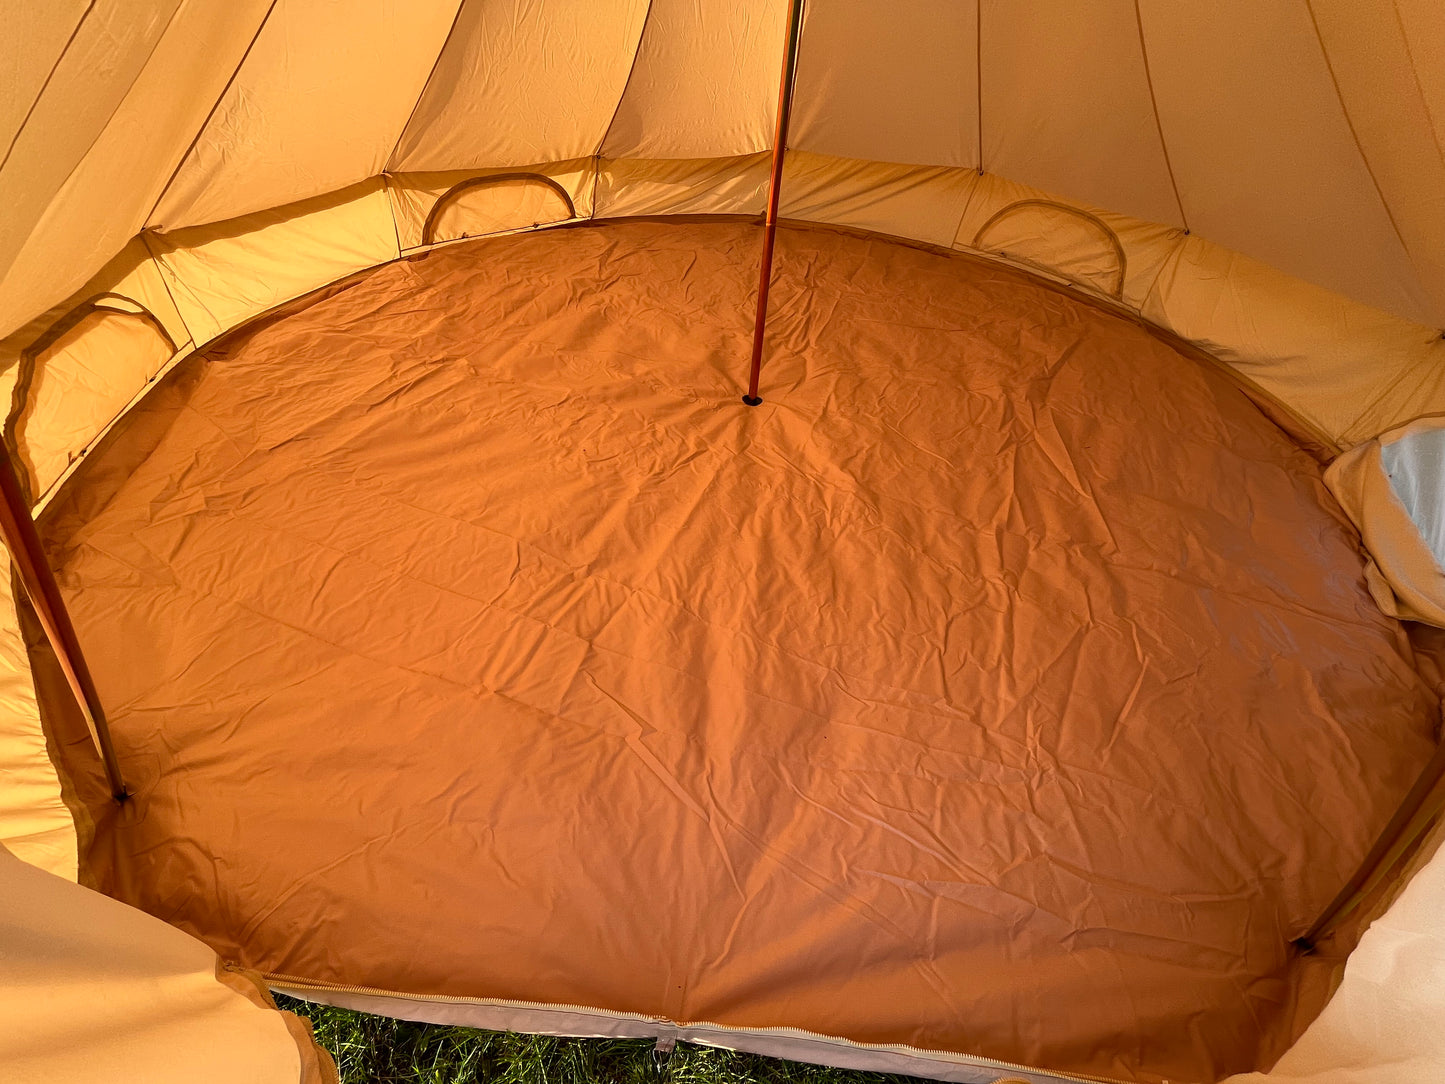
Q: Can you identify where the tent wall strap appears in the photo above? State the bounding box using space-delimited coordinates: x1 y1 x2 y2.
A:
742 0 806 407
1297 734 1445 950
0 448 127 802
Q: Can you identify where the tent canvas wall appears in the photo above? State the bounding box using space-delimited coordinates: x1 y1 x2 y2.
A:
2 2 1445 1083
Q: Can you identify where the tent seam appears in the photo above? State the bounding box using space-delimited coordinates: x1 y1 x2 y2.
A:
382 0 469 173
138 229 198 351
590 0 657 217
0 0 96 174
379 173 406 258
1131 0 1188 232
974 0 983 171
3 0 190 275
1301 0 1413 261
1388 0 1445 174
263 972 1116 1083
142 0 280 231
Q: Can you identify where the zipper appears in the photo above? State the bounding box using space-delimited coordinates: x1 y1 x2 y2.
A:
260 969 1140 1084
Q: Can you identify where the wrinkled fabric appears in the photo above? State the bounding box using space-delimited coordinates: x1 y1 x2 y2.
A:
1325 420 1445 628
1382 427 1445 570
38 221 1439 1083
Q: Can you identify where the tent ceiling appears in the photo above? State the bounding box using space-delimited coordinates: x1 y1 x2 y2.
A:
151 0 459 231
1 0 1444 340
390 0 650 174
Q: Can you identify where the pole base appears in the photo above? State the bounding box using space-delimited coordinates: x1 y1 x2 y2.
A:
741 395 762 406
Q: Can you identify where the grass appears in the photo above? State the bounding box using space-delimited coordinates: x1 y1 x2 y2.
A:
275 995 925 1084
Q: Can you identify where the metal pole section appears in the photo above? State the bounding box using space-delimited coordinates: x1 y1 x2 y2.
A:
0 450 128 801
1296 736 1445 951
742 0 806 406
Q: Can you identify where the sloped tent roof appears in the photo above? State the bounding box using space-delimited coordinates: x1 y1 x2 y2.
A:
1 2 1444 1082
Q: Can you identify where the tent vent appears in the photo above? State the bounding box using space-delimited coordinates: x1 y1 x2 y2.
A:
7 295 176 502
972 200 1126 299
422 174 577 247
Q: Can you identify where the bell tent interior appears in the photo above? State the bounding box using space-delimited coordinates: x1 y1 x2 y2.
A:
3 2 1445 1083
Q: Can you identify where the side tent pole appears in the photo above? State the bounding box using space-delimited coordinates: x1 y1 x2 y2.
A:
0 451 128 801
742 0 807 407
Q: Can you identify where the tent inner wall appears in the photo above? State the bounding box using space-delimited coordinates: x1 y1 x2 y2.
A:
7 153 1445 521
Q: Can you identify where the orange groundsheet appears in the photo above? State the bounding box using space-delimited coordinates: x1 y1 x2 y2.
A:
37 221 1440 1082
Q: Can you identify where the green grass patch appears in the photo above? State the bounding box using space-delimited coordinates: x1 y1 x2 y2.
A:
276 995 926 1084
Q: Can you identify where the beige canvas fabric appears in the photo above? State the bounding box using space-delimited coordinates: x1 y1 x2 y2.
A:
1306 0 1445 326
0 841 334 1084
596 154 771 219
0 0 185 280
599 0 789 160
18 310 174 500
1134 0 1429 323
3 0 1444 335
0 0 272 338
150 0 458 231
0 1 90 153
146 180 398 345
0 552 72 881
978 1 1181 228
391 0 649 172
790 2 976 169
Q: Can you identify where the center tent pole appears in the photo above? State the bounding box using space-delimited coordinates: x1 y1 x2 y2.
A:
742 0 807 406
0 450 128 802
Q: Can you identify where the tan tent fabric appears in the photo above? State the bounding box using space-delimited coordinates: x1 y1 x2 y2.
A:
595 155 771 220
147 179 398 345
149 0 459 232
600 0 789 160
0 235 190 395
0 841 335 1084
386 160 593 251
0 0 185 278
0 550 74 881
1140 237 1445 451
391 0 649 172
0 0 273 339
0 239 190 510
953 171 1183 311
980 1 1181 229
1394 0 1445 153
6 0 1445 336
1134 0 1430 324
790 2 977 169
17 310 175 500
781 153 979 250
0 0 91 155
1306 0 1445 327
